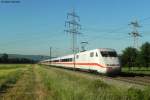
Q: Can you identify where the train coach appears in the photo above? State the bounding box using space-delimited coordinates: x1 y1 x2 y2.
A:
41 48 121 75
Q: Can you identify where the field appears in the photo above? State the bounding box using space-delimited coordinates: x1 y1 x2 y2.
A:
0 64 150 100
122 67 150 75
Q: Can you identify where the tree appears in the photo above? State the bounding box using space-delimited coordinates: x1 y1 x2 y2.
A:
0 57 1 63
121 47 138 70
139 42 150 68
1 53 8 63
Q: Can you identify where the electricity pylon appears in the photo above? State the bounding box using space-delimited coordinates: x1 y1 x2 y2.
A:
129 20 141 48
65 9 81 69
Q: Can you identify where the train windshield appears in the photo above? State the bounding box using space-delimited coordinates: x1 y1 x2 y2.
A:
101 51 117 57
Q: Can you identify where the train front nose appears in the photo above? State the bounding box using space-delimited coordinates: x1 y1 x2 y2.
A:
106 64 121 75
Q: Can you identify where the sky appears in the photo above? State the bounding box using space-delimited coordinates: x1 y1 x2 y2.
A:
0 0 150 56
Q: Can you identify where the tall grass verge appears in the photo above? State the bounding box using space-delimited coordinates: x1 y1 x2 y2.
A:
37 65 139 100
0 64 26 93
0 69 23 92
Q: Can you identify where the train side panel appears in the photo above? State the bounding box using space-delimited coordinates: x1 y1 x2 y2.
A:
40 48 121 74
73 49 107 73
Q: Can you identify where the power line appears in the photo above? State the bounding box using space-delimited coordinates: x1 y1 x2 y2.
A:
83 16 150 44
139 16 150 22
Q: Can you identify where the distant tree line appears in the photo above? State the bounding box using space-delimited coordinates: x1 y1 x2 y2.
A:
120 42 150 69
0 54 36 64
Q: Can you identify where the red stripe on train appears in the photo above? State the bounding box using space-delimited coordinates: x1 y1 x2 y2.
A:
51 62 106 68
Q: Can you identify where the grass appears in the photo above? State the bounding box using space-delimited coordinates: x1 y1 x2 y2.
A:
36 65 150 100
0 70 22 91
0 64 26 94
0 64 46 100
4 65 37 100
0 64 25 70
0 64 150 100
122 67 150 75
0 64 29 99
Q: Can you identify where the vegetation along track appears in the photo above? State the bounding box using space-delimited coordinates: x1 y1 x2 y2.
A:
94 71 150 87
0 64 53 100
0 64 150 100
111 71 150 87
44 65 150 88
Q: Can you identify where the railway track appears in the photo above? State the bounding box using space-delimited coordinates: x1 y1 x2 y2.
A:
75 70 150 87
78 71 150 87
112 76 150 86
101 73 150 87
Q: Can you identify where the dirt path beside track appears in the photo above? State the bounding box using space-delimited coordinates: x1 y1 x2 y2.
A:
34 65 49 100
0 65 49 100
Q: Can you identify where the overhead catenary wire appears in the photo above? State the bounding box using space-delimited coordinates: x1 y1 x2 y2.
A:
1 16 150 47
83 16 150 43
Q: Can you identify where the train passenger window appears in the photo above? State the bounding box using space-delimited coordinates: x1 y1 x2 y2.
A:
90 52 94 57
69 58 73 61
76 55 79 59
61 58 73 62
53 60 59 62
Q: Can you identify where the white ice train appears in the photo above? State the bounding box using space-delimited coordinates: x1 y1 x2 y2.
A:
41 48 121 74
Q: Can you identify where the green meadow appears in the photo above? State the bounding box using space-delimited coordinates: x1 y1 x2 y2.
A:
122 67 150 75
0 64 150 100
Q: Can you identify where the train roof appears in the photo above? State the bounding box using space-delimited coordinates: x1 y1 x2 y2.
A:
42 48 117 61
98 48 116 51
53 48 116 58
